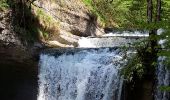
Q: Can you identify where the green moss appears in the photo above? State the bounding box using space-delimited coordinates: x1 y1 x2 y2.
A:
0 0 9 11
36 8 54 25
33 5 60 40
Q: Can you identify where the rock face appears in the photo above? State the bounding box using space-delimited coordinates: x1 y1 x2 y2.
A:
34 0 104 37
0 10 38 100
0 11 21 46
0 10 22 62
0 0 105 62
0 10 38 63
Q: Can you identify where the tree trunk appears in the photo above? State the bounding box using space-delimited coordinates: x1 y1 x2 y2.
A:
147 0 153 23
146 0 156 100
156 0 161 22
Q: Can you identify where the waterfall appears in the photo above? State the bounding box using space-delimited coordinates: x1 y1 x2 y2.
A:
155 57 170 100
155 29 170 100
38 32 153 100
38 48 126 100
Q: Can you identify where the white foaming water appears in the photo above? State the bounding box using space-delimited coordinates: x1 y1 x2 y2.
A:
102 31 149 37
38 48 125 100
78 31 148 48
78 37 137 48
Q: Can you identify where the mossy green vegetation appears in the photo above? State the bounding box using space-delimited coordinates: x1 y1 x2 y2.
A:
33 6 60 40
159 86 170 92
0 0 9 11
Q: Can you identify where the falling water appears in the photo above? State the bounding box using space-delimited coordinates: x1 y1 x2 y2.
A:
155 57 170 100
155 29 170 100
38 31 152 100
38 48 126 100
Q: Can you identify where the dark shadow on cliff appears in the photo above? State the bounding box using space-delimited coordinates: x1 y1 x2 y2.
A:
0 60 38 100
70 13 97 37
0 41 38 100
0 0 41 100
85 13 97 36
8 0 40 45
0 61 37 100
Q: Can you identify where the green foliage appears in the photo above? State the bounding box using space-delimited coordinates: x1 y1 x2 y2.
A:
162 0 170 22
123 0 147 29
156 0 170 68
82 0 170 29
121 39 149 81
121 54 144 81
159 86 170 92
82 0 149 28
83 0 106 26
0 0 9 11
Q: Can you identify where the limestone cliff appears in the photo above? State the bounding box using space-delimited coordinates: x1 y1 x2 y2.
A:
34 0 103 37
31 0 104 47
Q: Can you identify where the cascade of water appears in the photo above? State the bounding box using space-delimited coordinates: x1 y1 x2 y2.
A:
155 57 170 100
38 48 126 100
78 31 148 48
155 28 170 100
78 37 135 48
38 31 150 100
